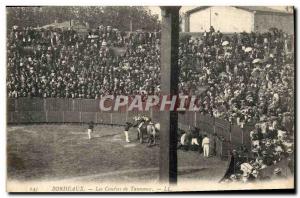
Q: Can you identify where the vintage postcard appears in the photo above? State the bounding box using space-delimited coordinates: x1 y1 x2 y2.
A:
6 6 295 192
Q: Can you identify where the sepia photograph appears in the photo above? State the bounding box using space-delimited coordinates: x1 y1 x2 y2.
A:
5 4 295 192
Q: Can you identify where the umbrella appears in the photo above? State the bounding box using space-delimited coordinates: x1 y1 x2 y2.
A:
222 41 229 46
111 47 127 56
219 72 228 78
88 35 99 39
245 47 252 52
266 64 271 68
140 90 147 95
190 36 197 41
260 115 267 122
251 67 261 75
101 41 107 46
268 116 278 121
252 58 261 64
122 65 130 70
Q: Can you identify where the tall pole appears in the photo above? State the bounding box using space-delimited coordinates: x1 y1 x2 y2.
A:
130 6 133 32
209 8 212 28
159 6 180 184
130 19 133 32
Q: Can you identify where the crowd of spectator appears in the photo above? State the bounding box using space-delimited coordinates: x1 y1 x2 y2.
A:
7 25 294 124
7 25 294 121
7 25 161 99
220 117 294 183
179 26 294 127
7 23 294 183
176 26 294 183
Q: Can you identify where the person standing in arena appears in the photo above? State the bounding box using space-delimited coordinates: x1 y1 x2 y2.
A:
88 121 94 140
191 127 200 146
202 134 210 157
179 130 188 151
124 122 132 143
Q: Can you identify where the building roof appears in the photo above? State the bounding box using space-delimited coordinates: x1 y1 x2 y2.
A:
186 6 293 16
42 21 71 29
41 20 88 32
236 6 293 14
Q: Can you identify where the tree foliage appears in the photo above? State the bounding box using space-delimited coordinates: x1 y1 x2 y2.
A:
7 6 160 31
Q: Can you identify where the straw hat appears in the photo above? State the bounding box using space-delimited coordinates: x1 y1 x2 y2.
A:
245 47 252 52
274 168 282 174
222 41 229 46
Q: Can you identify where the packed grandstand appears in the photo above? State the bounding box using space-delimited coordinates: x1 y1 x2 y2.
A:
7 25 294 182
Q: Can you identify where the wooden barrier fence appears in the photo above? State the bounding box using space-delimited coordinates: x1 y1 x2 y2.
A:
7 97 254 157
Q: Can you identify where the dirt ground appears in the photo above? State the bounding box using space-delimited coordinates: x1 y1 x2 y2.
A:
7 124 228 183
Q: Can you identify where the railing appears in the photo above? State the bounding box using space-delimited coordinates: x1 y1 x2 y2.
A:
7 97 253 156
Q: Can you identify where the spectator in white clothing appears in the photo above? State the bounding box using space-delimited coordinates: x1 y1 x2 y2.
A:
202 134 210 157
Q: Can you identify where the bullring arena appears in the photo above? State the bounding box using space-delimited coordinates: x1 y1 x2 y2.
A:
7 98 231 184
6 6 295 191
7 98 293 191
7 124 228 183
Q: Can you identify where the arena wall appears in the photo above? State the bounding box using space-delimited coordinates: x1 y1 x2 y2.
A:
188 6 254 33
7 98 253 156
